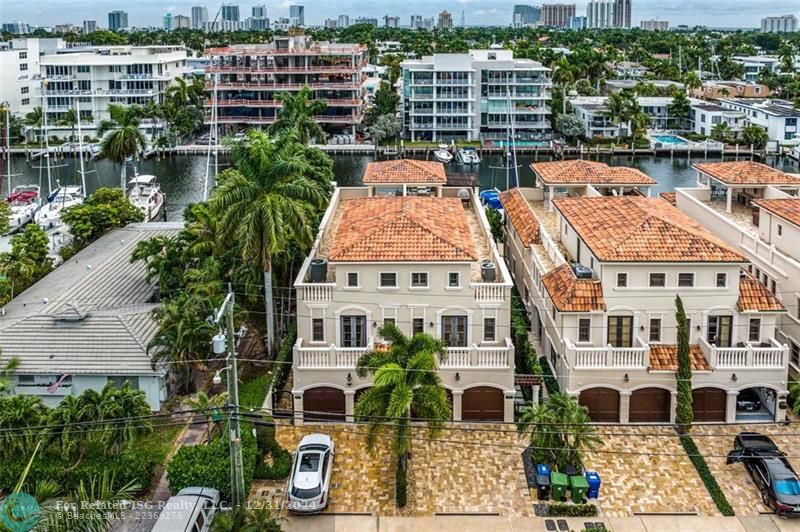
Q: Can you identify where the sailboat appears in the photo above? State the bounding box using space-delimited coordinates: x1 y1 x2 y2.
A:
128 173 165 222
4 103 40 234
480 90 520 211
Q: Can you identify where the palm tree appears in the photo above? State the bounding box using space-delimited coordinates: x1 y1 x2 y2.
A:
354 324 451 507
551 58 576 114
210 502 284 532
97 381 152 454
185 391 228 443
210 129 329 352
0 394 47 461
166 76 205 107
0 356 19 394
24 106 43 141
682 71 702 94
668 91 692 130
266 86 327 144
97 103 147 190
711 121 732 143
57 108 78 143
139 100 162 145
606 92 631 139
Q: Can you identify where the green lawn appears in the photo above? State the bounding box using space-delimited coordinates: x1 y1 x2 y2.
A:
238 373 272 410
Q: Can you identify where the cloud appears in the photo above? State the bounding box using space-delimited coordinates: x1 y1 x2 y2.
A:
457 0 473 4
473 8 498 16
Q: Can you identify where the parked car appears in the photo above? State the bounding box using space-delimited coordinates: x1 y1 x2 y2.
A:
287 434 335 514
737 389 763 412
151 486 221 532
726 432 800 517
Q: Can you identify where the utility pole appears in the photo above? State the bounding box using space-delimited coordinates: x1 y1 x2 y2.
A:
213 286 245 506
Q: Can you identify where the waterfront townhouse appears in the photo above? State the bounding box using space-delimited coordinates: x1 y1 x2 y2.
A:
731 56 800 83
39 45 189 139
691 102 746 138
691 80 771 101
716 99 800 145
501 161 790 424
675 161 800 380
570 96 701 138
401 49 551 142
205 32 368 136
291 160 515 423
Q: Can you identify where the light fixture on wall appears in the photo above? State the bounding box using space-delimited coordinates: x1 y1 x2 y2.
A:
455 372 461 382
731 373 738 382
429 321 434 328
639 325 645 332
696 324 701 331
372 321 377 328
346 373 352 386
623 373 630 383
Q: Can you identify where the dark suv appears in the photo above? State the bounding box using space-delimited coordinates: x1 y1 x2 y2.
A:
726 432 800 517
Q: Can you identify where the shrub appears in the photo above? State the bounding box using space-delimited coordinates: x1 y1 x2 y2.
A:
788 380 800 414
539 356 560 395
395 464 407 508
252 424 292 481
680 435 735 516
546 503 598 517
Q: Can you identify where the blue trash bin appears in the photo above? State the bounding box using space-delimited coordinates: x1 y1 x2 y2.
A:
536 464 551 477
585 471 601 499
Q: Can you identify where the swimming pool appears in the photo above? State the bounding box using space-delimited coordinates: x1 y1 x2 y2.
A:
491 140 551 148
651 134 689 145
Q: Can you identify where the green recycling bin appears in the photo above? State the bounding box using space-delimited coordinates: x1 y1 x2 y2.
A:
570 474 589 504
550 471 569 502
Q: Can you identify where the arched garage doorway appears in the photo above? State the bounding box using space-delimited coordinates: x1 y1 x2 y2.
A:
692 387 727 422
462 386 504 421
578 388 620 423
303 386 346 422
630 387 671 423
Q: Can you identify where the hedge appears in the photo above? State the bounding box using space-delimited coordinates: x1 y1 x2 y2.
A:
167 427 258 503
270 323 296 395
680 435 735 516
546 503 598 517
253 425 292 481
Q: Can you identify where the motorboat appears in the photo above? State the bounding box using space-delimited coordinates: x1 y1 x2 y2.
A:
35 186 84 231
433 144 453 164
6 185 41 234
456 147 481 165
128 174 165 222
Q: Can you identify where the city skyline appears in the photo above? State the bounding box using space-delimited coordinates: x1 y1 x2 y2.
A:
2 0 799 29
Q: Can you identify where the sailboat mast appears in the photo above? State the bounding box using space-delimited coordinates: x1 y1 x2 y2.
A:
42 81 53 194
5 104 10 196
76 99 86 193
203 72 218 201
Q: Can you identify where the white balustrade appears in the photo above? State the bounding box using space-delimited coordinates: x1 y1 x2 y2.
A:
472 283 506 303
296 348 330 368
570 340 647 369
336 348 367 367
298 283 335 302
441 348 470 368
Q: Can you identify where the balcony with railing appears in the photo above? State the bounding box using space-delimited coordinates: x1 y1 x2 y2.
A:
699 337 787 369
567 337 649 370
439 339 514 369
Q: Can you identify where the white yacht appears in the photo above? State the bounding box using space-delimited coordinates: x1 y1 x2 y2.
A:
456 147 481 165
35 186 83 231
433 144 453 164
128 174 165 222
6 185 41 234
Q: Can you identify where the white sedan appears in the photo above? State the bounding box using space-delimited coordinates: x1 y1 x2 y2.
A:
287 434 335 514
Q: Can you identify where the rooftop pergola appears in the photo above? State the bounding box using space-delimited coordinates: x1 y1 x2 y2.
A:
693 162 800 213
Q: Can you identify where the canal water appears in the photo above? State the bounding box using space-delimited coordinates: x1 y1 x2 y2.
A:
5 152 799 221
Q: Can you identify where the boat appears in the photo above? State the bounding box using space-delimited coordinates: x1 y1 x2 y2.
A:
6 186 41 234
789 146 800 162
433 144 453 164
456 146 481 165
35 186 83 230
128 174 165 222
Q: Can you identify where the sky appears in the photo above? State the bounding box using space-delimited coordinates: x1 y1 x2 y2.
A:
1 0 798 29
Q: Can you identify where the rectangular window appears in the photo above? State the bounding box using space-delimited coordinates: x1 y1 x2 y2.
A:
716 272 727 288
412 318 425 335
19 63 27 71
791 341 800 368
77 65 90 73
578 318 591 342
649 273 666 287
608 316 633 348
411 272 428 288
442 316 468 347
448 272 460 288
19 51 27 59
379 272 397 288
777 224 783 236
483 317 496 342
678 273 695 287
686 318 692 335
617 273 627 287
346 272 359 287
21 98 29 105
383 317 396 328
649 318 662 343
748 318 761 343
312 318 324 342
340 316 367 348
707 315 732 348
20 86 28 94
770 279 776 295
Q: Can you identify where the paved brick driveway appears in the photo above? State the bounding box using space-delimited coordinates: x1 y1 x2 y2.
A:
691 417 800 517
583 426 719 517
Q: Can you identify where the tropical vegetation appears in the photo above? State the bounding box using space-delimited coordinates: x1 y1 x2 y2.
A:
0 223 54 305
675 295 693 431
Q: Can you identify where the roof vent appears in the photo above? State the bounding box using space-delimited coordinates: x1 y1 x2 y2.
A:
571 262 593 279
481 259 496 282
54 302 88 322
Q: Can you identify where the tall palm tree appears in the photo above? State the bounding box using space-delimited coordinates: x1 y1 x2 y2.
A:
0 356 19 394
606 92 631 139
185 391 228 443
98 103 147 190
551 58 576 115
210 129 329 352
354 324 451 507
266 86 327 144
97 381 153 454
24 106 43 141
0 394 47 461
57 108 78 142
711 121 732 143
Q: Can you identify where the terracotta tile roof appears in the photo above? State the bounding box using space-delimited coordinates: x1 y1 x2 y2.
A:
499 188 540 246
649 344 711 371
659 192 677 206
531 160 657 186
541 264 605 312
753 198 800 228
552 196 746 263
693 161 800 186
328 197 478 262
738 273 785 312
362 159 447 184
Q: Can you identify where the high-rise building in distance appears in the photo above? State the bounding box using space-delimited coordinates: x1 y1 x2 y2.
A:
191 6 209 29
252 5 267 18
107 10 128 32
338 15 350 28
174 15 191 29
353 17 379 27
82 20 96 33
614 0 631 28
761 15 798 33
568 15 587 29
438 10 453 30
221 4 240 22
384 15 400 28
640 19 668 31
163 13 173 31
289 5 305 27
542 4 576 28
410 15 423 29
325 18 337 29
512 5 541 27
587 0 614 29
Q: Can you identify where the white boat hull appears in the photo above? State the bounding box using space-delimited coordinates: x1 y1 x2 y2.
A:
433 150 453 163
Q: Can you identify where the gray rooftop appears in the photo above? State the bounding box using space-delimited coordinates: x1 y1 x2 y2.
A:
0 223 181 376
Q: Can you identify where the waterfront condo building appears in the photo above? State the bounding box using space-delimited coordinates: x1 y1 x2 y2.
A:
0 38 64 119
501 160 790 424
674 161 800 381
38 45 188 140
204 32 368 136
541 4 576 28
290 160 515 423
570 96 699 138
401 49 551 142
716 99 800 145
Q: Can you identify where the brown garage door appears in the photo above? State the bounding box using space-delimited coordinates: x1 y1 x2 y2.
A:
303 387 346 422
630 387 671 423
693 387 727 422
579 388 620 422
462 386 504 421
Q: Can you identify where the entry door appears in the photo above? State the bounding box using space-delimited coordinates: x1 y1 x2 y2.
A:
442 316 468 347
707 315 732 347
608 316 633 348
341 316 367 347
